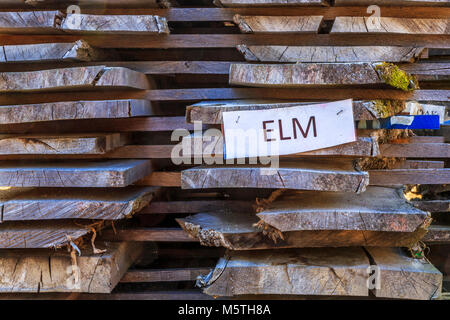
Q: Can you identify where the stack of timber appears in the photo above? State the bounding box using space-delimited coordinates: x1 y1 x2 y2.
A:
0 0 448 300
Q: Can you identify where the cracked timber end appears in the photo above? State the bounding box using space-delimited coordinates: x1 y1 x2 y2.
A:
202 247 442 299
374 62 419 91
0 242 143 293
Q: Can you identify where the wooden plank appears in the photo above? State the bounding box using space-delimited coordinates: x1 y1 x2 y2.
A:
366 247 442 300
0 159 152 187
143 200 253 214
369 168 450 185
0 186 158 221
0 242 144 293
186 100 406 124
120 268 211 283
2 34 449 49
423 225 450 244
181 160 369 193
0 100 153 124
0 10 60 34
229 63 417 90
0 40 110 63
380 143 450 158
257 187 429 233
412 200 450 212
237 45 426 62
100 227 194 242
201 247 370 297
334 0 450 7
0 133 128 154
233 15 323 33
0 0 172 9
0 66 150 92
215 0 328 7
332 17 450 35
60 14 169 34
177 211 429 249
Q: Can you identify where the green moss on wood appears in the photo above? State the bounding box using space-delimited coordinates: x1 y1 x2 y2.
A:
372 99 406 118
374 62 419 91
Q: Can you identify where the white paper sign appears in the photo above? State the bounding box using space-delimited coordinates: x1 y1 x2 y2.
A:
222 99 356 159
405 101 446 124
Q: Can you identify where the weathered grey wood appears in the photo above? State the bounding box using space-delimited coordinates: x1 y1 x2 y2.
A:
233 15 323 33
0 41 110 63
0 100 153 124
181 160 369 193
201 248 370 297
366 247 442 300
0 221 91 248
0 242 143 293
214 0 328 7
0 133 128 154
0 186 158 221
237 45 426 62
258 187 429 233
334 0 450 7
0 11 61 34
229 63 417 90
0 66 150 92
0 0 176 8
0 160 152 187
60 14 169 34
412 200 450 212
186 100 406 124
423 225 450 244
331 17 450 35
177 211 429 250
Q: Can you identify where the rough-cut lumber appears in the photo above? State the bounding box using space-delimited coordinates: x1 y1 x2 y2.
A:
60 14 169 34
369 168 450 186
0 221 91 248
334 0 450 6
412 200 450 212
237 45 426 62
0 242 143 293
233 15 323 33
201 247 370 297
380 143 450 158
366 247 442 300
0 11 60 34
331 17 450 35
0 41 109 63
0 100 153 125
0 66 150 92
0 0 176 8
0 160 152 187
0 187 158 221
121 268 211 283
143 200 253 214
214 0 328 7
181 160 369 193
258 187 429 233
229 63 417 90
100 227 194 242
0 133 127 155
423 225 450 244
177 211 429 250
186 100 406 124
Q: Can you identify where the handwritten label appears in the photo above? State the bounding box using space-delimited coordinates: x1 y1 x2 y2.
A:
222 99 356 159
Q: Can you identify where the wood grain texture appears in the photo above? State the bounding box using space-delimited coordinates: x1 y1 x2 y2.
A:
0 133 127 154
0 159 152 187
0 66 150 92
60 14 169 34
177 211 429 250
0 186 158 221
121 268 211 283
0 100 153 124
0 0 174 8
186 100 406 124
233 15 323 33
229 63 413 88
423 225 450 244
214 0 328 7
201 247 370 297
412 200 450 212
334 0 450 7
237 45 426 62
0 10 60 34
367 247 442 300
181 160 369 193
0 41 109 63
257 187 429 233
0 242 144 293
331 17 450 35
369 168 450 185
